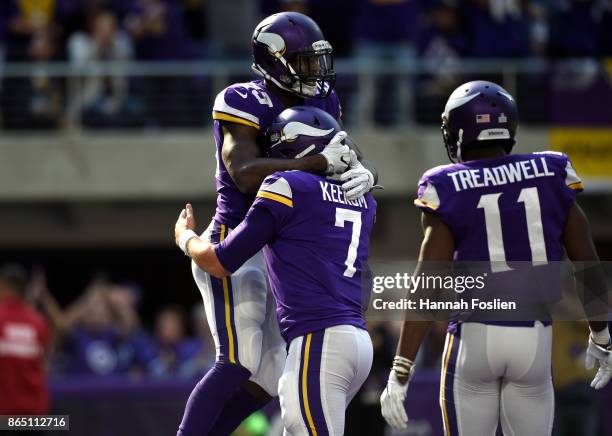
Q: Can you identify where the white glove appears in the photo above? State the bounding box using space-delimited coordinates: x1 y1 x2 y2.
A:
340 150 374 200
381 370 410 430
585 334 612 390
319 131 350 175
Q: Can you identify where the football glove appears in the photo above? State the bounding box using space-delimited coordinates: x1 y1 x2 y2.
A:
585 334 612 390
340 150 375 201
380 356 415 430
319 131 350 175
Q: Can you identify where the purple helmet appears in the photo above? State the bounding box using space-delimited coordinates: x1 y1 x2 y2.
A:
252 12 335 99
265 106 341 159
441 80 518 162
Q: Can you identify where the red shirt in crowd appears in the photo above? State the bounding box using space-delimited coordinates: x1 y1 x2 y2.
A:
0 297 50 414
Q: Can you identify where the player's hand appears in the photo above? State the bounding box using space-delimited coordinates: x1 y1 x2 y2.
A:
319 131 350 175
380 370 410 430
585 335 612 390
175 203 197 251
340 150 374 200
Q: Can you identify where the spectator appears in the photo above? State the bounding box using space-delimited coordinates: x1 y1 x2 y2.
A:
178 305 216 378
148 305 201 377
415 0 468 124
203 0 256 58
549 0 601 58
458 0 532 58
125 0 194 60
124 0 204 127
0 264 51 418
4 0 59 61
351 0 418 126
599 0 612 56
67 10 135 125
39 277 153 377
1 28 64 130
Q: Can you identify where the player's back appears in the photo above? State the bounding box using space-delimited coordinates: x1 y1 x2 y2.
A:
252 170 376 342
415 151 582 267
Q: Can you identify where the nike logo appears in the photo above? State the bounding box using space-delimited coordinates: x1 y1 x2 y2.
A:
340 156 349 165
235 88 248 99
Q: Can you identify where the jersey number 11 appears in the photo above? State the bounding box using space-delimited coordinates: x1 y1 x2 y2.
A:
478 187 548 273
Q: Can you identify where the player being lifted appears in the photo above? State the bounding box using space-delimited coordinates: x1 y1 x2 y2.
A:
175 106 377 435
380 81 611 435
176 12 378 436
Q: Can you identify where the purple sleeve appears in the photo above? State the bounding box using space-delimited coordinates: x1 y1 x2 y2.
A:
414 174 443 216
214 207 276 273
212 84 268 129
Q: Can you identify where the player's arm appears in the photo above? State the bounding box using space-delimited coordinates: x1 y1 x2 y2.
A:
563 201 611 389
563 202 609 334
381 212 455 430
222 122 345 194
175 203 275 279
396 212 455 363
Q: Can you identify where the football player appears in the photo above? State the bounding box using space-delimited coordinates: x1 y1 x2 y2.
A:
177 12 378 436
380 81 611 435
175 106 377 435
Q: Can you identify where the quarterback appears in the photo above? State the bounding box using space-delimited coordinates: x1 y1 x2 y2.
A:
380 81 611 435
176 106 377 435
176 12 378 436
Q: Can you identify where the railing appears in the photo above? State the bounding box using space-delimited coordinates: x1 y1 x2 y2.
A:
0 58 607 132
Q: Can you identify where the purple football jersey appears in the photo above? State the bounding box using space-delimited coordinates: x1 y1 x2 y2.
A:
250 171 376 342
211 79 342 228
415 152 583 263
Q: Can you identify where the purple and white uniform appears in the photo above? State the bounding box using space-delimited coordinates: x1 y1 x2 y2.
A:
212 79 341 229
415 151 582 436
190 79 341 398
215 171 376 436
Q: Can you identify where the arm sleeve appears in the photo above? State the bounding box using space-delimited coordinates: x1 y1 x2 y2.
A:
214 207 277 273
212 85 263 130
214 173 295 273
414 177 442 215
251 173 295 225
563 156 583 193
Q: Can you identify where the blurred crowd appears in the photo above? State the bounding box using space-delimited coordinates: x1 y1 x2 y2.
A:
1 0 611 63
0 263 448 382
1 263 609 434
0 0 611 129
6 265 216 380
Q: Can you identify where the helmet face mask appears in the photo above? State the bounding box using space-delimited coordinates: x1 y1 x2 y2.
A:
286 45 335 98
441 81 518 163
252 12 336 99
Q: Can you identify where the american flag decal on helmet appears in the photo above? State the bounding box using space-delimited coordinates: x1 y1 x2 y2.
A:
476 114 490 123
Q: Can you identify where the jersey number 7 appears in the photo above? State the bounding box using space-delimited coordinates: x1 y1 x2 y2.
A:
335 208 362 278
